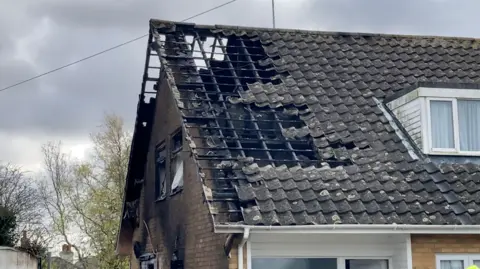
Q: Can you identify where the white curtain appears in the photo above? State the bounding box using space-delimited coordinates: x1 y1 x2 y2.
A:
458 100 480 151
430 101 455 148
440 260 463 269
171 158 184 193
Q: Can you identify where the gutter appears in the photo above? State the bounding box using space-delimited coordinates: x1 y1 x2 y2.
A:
238 228 250 269
214 224 480 234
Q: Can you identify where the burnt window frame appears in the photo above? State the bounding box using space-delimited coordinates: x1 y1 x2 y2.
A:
170 128 184 195
155 142 167 201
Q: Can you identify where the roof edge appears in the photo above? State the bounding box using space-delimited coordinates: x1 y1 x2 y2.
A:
383 81 480 104
214 224 480 234
149 18 480 41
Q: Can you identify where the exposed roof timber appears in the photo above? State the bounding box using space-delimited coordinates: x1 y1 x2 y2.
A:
116 31 158 254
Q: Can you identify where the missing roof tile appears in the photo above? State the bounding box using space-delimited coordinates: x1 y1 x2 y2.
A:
156 29 356 223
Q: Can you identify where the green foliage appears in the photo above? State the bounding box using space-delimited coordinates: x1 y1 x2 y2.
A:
74 114 130 269
0 206 18 247
41 114 131 269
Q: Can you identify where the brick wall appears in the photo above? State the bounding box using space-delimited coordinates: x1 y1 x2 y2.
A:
411 234 480 269
128 74 230 269
228 245 247 269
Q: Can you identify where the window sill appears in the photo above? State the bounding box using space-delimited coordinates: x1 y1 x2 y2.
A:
155 197 167 203
171 188 183 196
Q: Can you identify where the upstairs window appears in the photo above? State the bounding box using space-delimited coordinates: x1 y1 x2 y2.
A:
155 143 167 201
436 254 480 269
170 129 184 195
428 98 480 154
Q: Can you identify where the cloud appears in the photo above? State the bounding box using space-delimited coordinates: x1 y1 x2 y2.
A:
0 131 90 171
302 0 480 37
2 0 480 170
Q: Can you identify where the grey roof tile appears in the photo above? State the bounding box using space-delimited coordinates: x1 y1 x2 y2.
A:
153 20 480 225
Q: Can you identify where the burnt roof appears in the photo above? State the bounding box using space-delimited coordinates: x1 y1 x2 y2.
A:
149 19 480 226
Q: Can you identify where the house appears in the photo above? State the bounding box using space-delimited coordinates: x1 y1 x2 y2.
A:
47 245 98 269
116 19 480 269
49 256 80 269
47 245 79 269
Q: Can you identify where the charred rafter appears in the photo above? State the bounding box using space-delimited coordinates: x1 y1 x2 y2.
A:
152 26 354 223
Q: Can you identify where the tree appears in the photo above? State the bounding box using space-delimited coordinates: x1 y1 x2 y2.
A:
39 114 131 269
0 206 17 247
0 163 49 251
0 164 44 235
38 140 89 266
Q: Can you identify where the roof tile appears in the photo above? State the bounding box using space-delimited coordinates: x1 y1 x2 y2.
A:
154 21 480 225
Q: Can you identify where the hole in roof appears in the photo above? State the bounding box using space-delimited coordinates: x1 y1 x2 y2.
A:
329 158 354 168
329 140 346 149
267 142 296 167
344 141 356 150
158 31 354 222
204 36 227 62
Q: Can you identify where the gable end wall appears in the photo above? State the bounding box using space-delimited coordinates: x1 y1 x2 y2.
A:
129 72 230 269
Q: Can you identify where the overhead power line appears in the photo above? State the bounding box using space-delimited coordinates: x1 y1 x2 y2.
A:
0 0 238 92
272 0 276 28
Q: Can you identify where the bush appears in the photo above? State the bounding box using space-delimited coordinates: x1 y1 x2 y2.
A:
0 206 18 247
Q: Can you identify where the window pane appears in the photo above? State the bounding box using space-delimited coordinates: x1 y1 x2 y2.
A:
252 258 337 269
440 260 464 269
347 259 388 269
458 100 480 151
473 260 480 267
172 131 183 153
430 100 454 148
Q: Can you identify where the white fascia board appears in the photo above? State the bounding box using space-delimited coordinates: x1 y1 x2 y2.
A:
418 87 480 99
214 224 480 234
386 87 480 111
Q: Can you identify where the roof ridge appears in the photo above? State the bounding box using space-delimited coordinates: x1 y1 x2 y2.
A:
150 18 480 42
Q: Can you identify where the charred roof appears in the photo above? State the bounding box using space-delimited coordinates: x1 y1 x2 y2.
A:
129 20 480 227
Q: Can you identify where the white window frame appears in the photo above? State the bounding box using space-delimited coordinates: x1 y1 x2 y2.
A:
436 254 480 269
426 97 480 156
250 256 392 269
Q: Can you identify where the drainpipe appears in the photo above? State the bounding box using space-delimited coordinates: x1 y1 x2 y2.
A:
238 228 250 269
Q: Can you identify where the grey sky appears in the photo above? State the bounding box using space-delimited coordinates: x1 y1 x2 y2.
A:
1 0 480 170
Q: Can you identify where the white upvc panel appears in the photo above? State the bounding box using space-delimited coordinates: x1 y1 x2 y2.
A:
249 234 409 269
418 87 480 99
